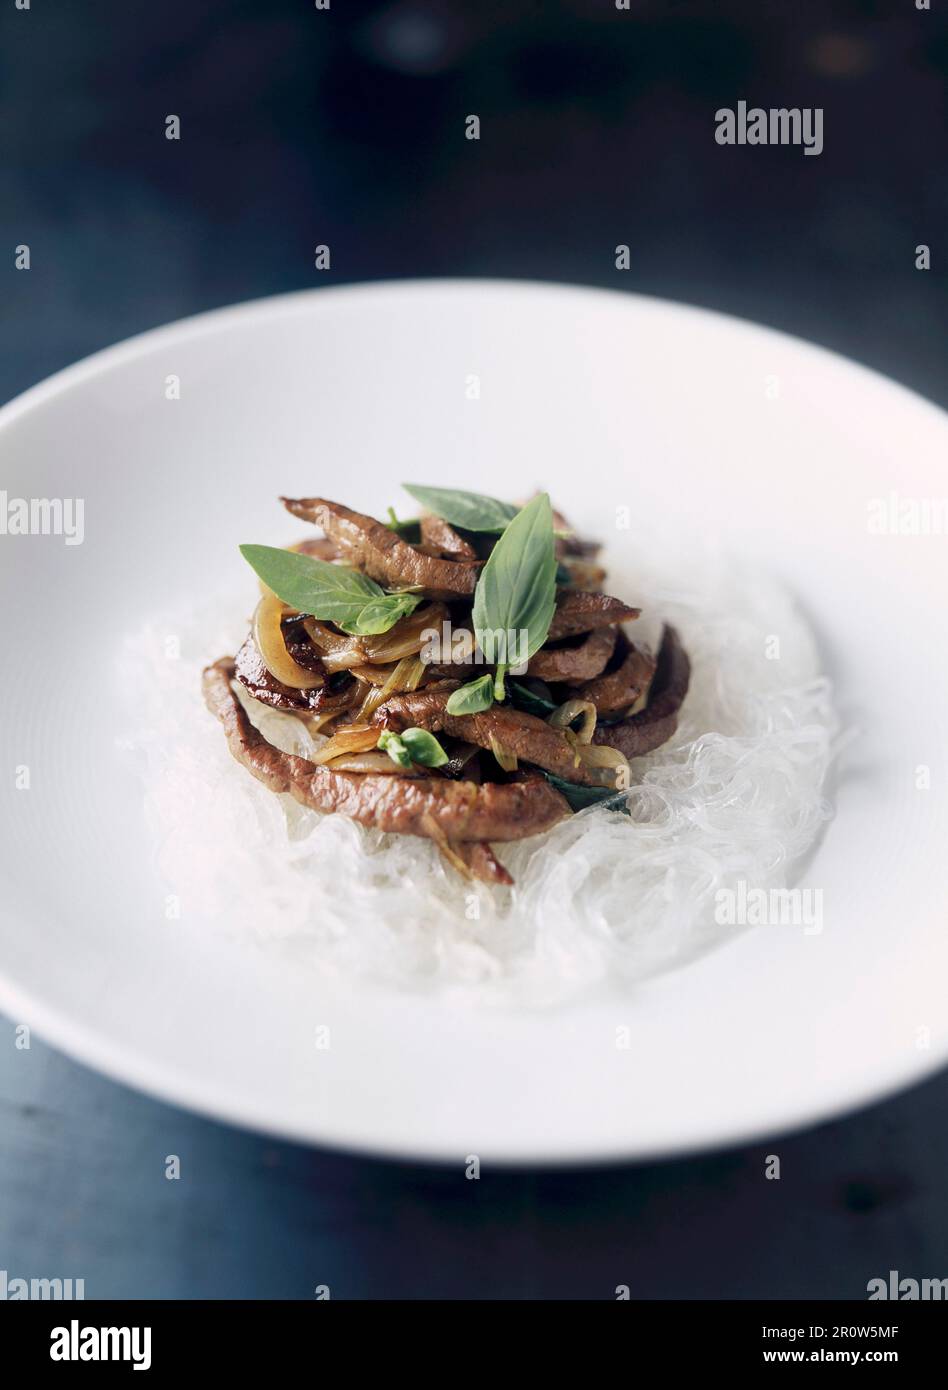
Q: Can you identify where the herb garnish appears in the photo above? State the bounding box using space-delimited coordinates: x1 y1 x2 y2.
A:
445 673 495 716
378 727 448 769
471 491 557 702
239 544 421 636
402 485 518 535
385 506 421 542
541 771 630 814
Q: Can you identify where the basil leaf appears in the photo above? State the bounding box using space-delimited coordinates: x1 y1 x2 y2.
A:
471 492 557 690
240 545 418 636
400 727 448 767
403 484 518 534
541 771 630 814
377 730 413 769
508 680 557 718
344 592 421 636
445 673 495 715
240 544 380 618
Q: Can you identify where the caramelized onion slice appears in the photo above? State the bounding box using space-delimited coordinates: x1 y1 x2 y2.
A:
252 597 323 690
326 752 423 776
571 741 630 788
362 602 447 663
310 724 380 765
357 656 427 721
302 618 367 673
547 698 597 744
489 734 519 773
419 812 474 879
349 663 399 687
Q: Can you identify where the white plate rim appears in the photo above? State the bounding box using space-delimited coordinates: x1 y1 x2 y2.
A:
2 277 947 1164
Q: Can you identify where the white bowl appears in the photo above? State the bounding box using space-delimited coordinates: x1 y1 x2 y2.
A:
1 280 946 1162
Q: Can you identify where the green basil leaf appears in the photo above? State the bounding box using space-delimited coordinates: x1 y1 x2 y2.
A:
445 674 495 716
240 544 381 623
344 592 421 636
541 771 630 814
471 492 557 675
240 545 419 636
403 484 518 534
508 680 557 718
400 727 448 768
377 730 413 769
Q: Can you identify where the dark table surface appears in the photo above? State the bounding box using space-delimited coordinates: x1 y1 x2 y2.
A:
1 0 946 1298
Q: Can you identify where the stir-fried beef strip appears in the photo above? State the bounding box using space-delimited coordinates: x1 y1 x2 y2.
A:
210 495 690 884
281 496 479 599
372 687 612 789
593 626 690 759
281 616 325 673
527 627 617 684
418 512 478 560
547 589 641 640
204 660 570 850
576 634 657 715
449 841 514 886
234 629 323 712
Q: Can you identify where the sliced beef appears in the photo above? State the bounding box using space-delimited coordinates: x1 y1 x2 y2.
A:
420 818 514 886
204 660 570 842
419 513 477 559
234 627 324 713
373 687 608 788
281 616 325 673
281 497 479 600
234 622 366 716
576 637 657 715
425 623 620 683
547 590 640 640
593 625 690 759
527 627 617 683
457 843 513 886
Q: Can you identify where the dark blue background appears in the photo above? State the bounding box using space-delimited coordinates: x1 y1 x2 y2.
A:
1 0 946 1298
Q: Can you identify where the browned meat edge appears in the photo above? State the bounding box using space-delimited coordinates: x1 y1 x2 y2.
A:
593 625 690 758
419 513 477 559
435 837 514 886
576 639 657 715
281 497 479 599
373 686 608 788
527 627 617 683
423 625 617 684
547 590 640 640
204 659 571 842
